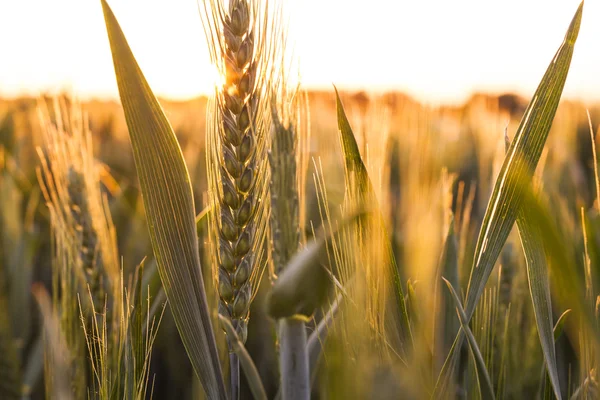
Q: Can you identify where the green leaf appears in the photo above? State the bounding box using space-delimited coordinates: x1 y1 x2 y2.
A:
267 211 369 319
516 187 561 399
267 233 335 319
439 218 460 360
442 278 495 400
539 309 572 399
100 2 226 398
433 4 583 396
464 0 583 321
196 205 212 238
553 309 571 341
507 129 562 400
334 87 413 349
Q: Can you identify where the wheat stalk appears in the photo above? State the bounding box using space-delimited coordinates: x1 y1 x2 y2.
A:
200 1 285 397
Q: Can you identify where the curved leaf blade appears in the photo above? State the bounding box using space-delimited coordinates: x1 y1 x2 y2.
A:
267 231 337 319
464 0 583 320
334 87 413 349
439 218 460 361
196 204 212 237
508 126 562 400
442 278 495 400
516 191 561 400
434 6 583 396
505 129 562 399
553 309 571 341
267 211 368 319
100 2 226 398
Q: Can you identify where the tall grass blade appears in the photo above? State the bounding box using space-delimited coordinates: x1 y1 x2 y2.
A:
442 278 495 400
195 205 212 237
553 309 571 341
439 219 460 366
434 4 583 396
539 309 572 399
334 87 412 348
507 131 562 399
464 0 583 321
100 1 226 398
516 188 562 399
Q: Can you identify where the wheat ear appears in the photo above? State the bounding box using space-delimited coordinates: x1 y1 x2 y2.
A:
201 0 280 343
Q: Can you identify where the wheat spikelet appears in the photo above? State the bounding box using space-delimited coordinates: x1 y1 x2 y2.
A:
37 97 119 315
66 167 103 308
201 0 283 344
269 103 299 273
269 86 310 265
36 97 121 397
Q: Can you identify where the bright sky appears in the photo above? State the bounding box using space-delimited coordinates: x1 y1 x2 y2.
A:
0 0 597 104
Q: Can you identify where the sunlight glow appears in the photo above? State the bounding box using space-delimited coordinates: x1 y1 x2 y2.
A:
0 0 597 104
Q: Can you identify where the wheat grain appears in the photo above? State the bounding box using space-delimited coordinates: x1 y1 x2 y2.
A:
269 104 299 274
37 98 119 315
202 0 279 345
36 97 122 398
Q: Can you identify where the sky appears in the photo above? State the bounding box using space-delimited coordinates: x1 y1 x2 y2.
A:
0 0 597 104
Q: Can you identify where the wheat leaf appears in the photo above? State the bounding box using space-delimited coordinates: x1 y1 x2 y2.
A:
267 211 368 319
554 310 571 341
433 5 583 396
516 194 561 399
267 233 335 319
334 87 413 348
514 184 561 399
504 126 563 399
100 1 226 398
195 204 212 237
443 278 495 400
439 218 460 365
464 0 583 321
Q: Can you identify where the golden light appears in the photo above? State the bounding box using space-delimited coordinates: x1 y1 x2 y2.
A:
0 0 597 104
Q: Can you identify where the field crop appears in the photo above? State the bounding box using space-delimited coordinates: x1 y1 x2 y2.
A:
1 1 599 399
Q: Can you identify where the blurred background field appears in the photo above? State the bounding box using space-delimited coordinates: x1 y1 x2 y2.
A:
3 88 600 398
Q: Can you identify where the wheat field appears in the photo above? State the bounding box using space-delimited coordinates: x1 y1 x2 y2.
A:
1 1 600 399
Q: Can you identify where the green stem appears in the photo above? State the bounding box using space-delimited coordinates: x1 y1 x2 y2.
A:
219 315 267 400
280 318 309 400
230 352 239 400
